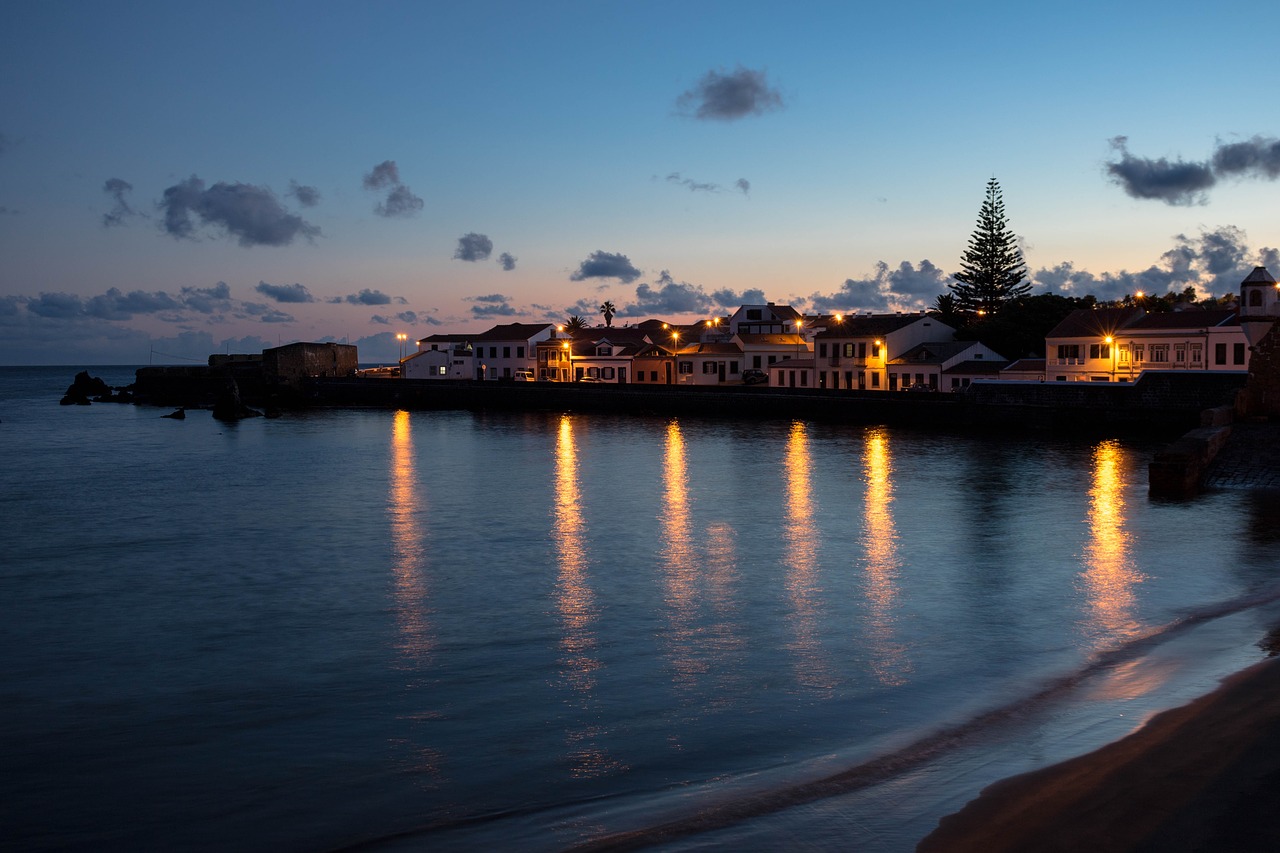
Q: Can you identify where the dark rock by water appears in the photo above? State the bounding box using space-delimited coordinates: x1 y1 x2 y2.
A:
60 370 111 405
212 381 262 422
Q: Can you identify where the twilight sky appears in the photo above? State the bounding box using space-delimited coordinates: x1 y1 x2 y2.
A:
2 0 1278 364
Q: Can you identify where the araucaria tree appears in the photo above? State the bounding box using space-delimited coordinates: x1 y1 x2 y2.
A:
949 178 1030 314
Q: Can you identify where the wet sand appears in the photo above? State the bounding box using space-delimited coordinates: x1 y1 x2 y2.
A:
918 655 1280 852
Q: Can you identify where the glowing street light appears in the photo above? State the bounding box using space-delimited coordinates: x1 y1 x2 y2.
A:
562 340 572 382
396 332 408 363
1105 335 1115 380
670 330 681 385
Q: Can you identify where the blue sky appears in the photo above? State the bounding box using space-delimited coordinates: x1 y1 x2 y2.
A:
2 0 1278 364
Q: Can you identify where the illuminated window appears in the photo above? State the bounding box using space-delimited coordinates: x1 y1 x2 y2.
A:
678 361 693 374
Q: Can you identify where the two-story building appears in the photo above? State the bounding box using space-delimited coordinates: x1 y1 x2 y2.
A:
811 313 956 390
1044 306 1247 382
403 333 474 380
470 323 555 380
887 340 1007 391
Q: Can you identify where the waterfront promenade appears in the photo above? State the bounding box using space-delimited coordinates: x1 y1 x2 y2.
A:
1203 421 1280 491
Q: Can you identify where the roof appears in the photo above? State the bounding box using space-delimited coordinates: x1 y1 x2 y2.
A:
1046 307 1143 339
889 341 980 365
1126 309 1238 330
943 359 1008 375
1003 358 1046 373
683 341 744 355
769 357 815 368
470 322 555 342
417 333 473 345
814 313 939 338
1242 266 1278 285
736 333 807 346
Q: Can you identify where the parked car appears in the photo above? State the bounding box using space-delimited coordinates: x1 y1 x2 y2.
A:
742 368 768 385
514 369 536 382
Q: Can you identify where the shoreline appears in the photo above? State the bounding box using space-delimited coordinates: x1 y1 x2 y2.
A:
917 654 1280 852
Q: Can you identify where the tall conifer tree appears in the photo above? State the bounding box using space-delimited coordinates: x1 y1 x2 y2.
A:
950 178 1030 314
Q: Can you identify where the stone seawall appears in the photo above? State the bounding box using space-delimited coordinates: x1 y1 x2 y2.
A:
303 371 1248 436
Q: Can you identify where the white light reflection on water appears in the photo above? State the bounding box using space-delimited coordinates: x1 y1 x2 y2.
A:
660 419 707 702
860 428 911 687
553 415 623 779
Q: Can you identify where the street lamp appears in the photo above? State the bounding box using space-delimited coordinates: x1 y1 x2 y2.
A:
1105 335 1115 380
670 331 680 385
396 332 408 363
562 340 572 382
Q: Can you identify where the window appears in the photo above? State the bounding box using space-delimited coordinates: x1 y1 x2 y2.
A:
870 373 879 388
1088 343 1111 359
729 363 739 374
818 343 828 357
1057 344 1081 360
436 366 447 376
1174 344 1186 363
1118 344 1129 363
746 309 762 320
916 373 925 387
799 372 808 386
1251 290 1263 307
1150 345 1169 363
1234 343 1246 365
951 377 960 389
753 356 762 368
503 346 511 358
767 355 777 365
516 346 525 358
1132 345 1144 363
1215 343 1227 365
1191 344 1203 363
871 343 881 358
490 347 498 358
702 362 716 374
602 367 615 380
650 371 658 382
678 361 693 374
843 343 855 358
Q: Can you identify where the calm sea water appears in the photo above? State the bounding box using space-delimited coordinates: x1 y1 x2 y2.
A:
3 365 1280 852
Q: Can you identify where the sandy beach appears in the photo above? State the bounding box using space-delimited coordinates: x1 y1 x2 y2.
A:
917 654 1280 852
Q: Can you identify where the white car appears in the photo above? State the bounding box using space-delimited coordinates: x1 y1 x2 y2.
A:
513 369 536 382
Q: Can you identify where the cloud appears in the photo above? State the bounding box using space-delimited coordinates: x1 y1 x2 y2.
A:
664 172 752 196
370 314 391 325
1211 136 1280 180
1106 135 1280 206
676 66 784 121
1029 226 1268 301
241 302 295 323
363 160 401 190
363 160 424 218
86 287 182 320
287 180 320 207
454 232 494 262
26 292 84 319
180 281 233 314
341 288 393 305
620 271 714 317
710 287 767 308
806 260 950 314
1105 137 1215 206
159 176 321 246
102 178 145 227
466 293 518 318
498 252 517 271
570 250 642 283
254 281 315 303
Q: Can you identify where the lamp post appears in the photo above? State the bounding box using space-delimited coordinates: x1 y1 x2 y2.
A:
563 340 572 382
670 331 680 385
396 332 408 363
1105 335 1115 381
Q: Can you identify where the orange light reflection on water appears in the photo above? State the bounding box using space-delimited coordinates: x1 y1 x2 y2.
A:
389 409 435 664
1080 439 1146 647
660 420 705 694
861 429 910 686
784 421 835 691
553 415 623 778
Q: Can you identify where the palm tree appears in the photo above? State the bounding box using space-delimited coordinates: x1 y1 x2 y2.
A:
599 300 616 328
564 315 589 332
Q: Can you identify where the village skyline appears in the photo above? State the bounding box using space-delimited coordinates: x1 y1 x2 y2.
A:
2 1 1279 365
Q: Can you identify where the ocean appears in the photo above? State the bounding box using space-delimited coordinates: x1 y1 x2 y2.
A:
3 365 1279 851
